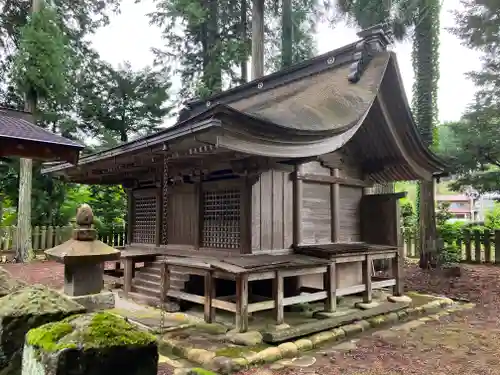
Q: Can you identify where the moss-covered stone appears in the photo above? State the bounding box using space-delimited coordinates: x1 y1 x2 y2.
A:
256 347 282 363
294 338 313 352
22 312 158 375
341 323 363 336
185 348 215 365
189 368 219 375
0 268 25 297
0 284 85 375
278 342 298 357
310 331 335 347
367 315 386 328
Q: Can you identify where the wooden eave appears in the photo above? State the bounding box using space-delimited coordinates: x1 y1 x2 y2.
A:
0 108 83 164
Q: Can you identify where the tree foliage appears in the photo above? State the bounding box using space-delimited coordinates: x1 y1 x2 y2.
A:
77 61 172 143
440 0 500 193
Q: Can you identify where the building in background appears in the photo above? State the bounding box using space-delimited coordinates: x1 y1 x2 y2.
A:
436 194 475 221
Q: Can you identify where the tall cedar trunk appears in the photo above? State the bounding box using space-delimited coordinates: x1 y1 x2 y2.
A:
0 195 3 225
414 0 440 268
16 0 42 262
251 0 264 79
281 0 293 68
205 0 221 93
240 0 248 82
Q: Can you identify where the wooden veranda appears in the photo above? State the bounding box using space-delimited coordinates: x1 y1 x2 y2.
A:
118 244 402 332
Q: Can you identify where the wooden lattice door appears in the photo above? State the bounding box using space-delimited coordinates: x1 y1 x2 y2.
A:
201 181 242 250
132 189 158 244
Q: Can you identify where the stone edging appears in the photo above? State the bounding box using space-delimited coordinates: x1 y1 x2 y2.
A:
160 296 475 374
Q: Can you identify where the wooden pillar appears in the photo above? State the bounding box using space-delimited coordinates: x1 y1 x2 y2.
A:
123 258 134 297
362 254 372 303
160 261 170 303
273 270 284 325
251 0 265 80
204 271 215 323
330 168 340 242
293 164 303 245
324 262 336 312
392 251 403 296
126 189 134 245
235 274 249 332
155 186 162 247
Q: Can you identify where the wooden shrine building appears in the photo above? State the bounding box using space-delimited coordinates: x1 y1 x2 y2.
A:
43 27 445 331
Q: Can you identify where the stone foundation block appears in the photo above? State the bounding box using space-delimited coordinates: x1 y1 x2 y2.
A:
278 342 298 357
70 291 115 311
388 295 412 303
22 312 158 375
0 285 85 375
0 268 25 297
294 338 313 351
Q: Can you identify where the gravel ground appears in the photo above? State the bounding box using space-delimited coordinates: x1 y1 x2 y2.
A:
4 260 500 375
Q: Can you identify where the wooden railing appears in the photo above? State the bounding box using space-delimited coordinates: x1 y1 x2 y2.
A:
404 229 500 264
0 225 127 252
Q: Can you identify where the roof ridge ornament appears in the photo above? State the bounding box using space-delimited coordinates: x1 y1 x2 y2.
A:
348 23 394 84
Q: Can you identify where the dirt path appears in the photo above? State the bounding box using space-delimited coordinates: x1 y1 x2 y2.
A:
4 261 500 375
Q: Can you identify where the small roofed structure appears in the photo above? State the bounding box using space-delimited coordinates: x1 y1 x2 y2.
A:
0 106 83 163
43 26 445 331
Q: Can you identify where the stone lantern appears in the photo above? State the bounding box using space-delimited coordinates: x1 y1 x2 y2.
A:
45 204 121 310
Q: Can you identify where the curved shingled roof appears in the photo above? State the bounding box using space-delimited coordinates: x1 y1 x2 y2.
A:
0 107 83 164
42 27 445 183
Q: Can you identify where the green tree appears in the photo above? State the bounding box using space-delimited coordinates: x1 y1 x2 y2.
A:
443 0 500 193
77 61 172 143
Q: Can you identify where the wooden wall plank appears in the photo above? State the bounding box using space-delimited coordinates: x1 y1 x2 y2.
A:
168 184 198 245
302 183 331 244
272 170 284 249
251 175 261 250
283 172 294 248
339 186 362 241
260 170 273 249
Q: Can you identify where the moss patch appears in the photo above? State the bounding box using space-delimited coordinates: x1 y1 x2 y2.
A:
27 312 157 352
0 284 84 317
215 343 270 358
190 368 219 375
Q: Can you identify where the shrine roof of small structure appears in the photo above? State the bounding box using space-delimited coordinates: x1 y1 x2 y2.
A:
0 107 84 164
42 26 446 184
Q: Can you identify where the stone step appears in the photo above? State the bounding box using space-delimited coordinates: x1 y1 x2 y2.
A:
132 284 161 298
133 276 186 291
121 291 180 312
135 268 188 284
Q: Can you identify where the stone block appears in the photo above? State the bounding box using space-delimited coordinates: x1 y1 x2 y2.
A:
355 301 380 310
0 268 25 297
387 295 412 304
278 342 298 357
256 347 282 363
310 331 335 347
294 338 313 352
70 291 115 311
0 285 85 375
226 330 263 346
22 312 158 375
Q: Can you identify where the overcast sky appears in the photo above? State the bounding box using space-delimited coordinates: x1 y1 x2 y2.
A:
90 0 482 124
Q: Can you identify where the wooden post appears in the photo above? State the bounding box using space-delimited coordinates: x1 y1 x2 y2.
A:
293 164 303 245
123 258 134 297
464 230 472 263
474 229 481 263
362 254 372 303
235 274 249 332
484 229 491 263
273 270 284 325
155 187 162 247
330 168 340 242
392 250 403 296
324 262 336 312
127 189 134 245
160 261 170 304
204 271 215 323
251 0 265 79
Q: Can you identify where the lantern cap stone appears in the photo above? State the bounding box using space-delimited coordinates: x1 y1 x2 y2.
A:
44 204 120 265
